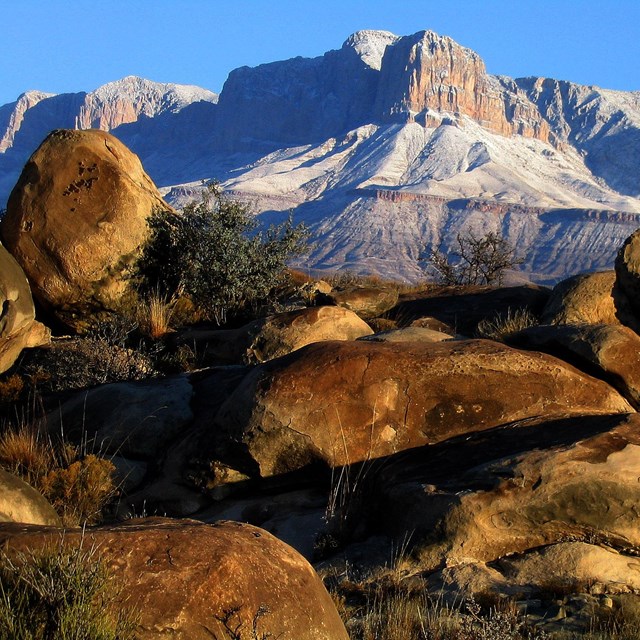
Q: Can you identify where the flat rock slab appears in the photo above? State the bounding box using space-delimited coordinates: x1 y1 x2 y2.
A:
376 412 640 570
0 518 348 640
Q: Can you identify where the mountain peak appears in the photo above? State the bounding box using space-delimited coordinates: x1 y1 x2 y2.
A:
342 30 399 70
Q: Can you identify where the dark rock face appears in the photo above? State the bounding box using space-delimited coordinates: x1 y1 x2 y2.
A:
0 518 349 640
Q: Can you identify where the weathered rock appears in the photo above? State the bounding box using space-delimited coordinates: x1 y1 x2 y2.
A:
376 413 640 571
0 242 49 373
1 129 172 329
388 285 550 335
179 306 373 365
542 271 628 326
320 287 399 320
507 323 640 409
497 542 640 593
45 375 194 458
616 229 640 319
0 469 60 526
358 326 456 343
209 340 630 480
0 518 349 640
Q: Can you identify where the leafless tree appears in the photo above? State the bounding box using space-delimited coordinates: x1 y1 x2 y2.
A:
427 231 523 286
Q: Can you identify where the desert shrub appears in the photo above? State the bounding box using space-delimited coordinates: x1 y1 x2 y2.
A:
18 317 154 394
426 231 523 286
136 182 309 325
476 308 538 341
0 424 116 526
0 543 138 639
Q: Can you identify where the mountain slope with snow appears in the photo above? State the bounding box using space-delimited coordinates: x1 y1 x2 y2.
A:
1 30 640 282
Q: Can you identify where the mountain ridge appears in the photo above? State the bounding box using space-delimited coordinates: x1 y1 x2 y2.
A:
1 29 639 283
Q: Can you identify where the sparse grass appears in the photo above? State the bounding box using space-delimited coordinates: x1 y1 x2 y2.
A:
476 307 538 342
0 541 138 639
0 422 116 526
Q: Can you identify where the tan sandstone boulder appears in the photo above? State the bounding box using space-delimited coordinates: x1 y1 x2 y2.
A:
0 518 349 640
541 271 628 326
179 305 373 365
508 323 640 409
320 286 399 320
0 243 49 373
1 129 171 329
0 469 60 526
208 340 631 480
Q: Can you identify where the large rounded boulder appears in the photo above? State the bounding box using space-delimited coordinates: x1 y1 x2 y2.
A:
1 129 172 328
208 340 631 479
0 242 49 373
0 518 349 640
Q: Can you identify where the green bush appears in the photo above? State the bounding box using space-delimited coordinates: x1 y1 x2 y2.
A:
136 183 309 324
0 543 138 639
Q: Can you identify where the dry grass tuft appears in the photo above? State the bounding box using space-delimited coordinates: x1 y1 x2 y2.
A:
136 290 176 338
0 541 138 639
476 307 538 342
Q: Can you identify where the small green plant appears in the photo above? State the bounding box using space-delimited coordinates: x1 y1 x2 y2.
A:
476 308 538 341
136 182 309 325
0 542 138 639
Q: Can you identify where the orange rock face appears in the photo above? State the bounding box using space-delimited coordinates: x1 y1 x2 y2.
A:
375 31 550 142
211 339 631 478
0 518 349 640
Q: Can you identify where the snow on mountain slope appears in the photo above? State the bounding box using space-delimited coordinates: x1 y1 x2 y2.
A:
2 28 640 283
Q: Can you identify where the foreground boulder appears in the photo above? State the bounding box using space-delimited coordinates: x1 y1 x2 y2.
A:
0 243 49 373
208 340 631 479
0 469 60 526
1 129 171 329
0 518 348 640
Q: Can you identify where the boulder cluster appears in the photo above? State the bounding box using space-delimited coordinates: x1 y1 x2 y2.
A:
4 128 640 636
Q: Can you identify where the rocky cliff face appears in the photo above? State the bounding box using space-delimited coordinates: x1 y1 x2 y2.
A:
2 29 640 283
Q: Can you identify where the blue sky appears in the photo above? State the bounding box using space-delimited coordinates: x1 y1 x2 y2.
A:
1 0 639 106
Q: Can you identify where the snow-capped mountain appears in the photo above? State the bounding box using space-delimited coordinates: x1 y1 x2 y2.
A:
2 30 640 283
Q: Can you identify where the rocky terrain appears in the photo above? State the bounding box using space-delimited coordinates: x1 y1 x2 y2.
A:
2 30 640 283
2 128 640 637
